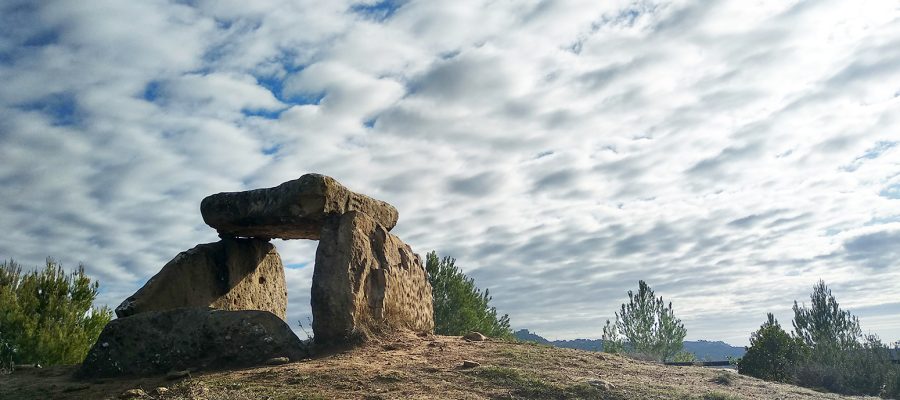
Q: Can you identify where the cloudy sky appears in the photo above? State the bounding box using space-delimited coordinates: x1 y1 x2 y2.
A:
2 0 899 346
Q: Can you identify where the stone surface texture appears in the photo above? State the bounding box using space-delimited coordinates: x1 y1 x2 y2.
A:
78 308 307 378
311 211 434 344
115 238 287 320
200 173 399 240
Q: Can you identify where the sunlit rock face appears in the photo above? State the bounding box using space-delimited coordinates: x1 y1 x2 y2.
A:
88 173 432 377
312 211 434 344
115 237 287 321
200 173 399 240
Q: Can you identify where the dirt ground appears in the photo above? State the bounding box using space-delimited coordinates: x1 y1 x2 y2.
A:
0 334 879 400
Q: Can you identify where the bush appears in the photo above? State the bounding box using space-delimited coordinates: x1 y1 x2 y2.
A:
0 330 13 373
602 280 686 362
744 281 898 397
0 259 112 366
425 252 512 339
738 313 807 383
789 281 894 396
794 334 894 396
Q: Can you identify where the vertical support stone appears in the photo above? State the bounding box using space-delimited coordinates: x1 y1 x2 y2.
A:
311 211 434 344
116 238 288 321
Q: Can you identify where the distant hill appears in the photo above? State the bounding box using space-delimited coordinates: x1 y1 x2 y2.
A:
514 329 745 361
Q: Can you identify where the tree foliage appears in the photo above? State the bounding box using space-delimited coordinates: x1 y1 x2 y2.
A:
0 259 112 368
738 313 808 383
602 280 686 362
425 252 512 339
742 281 900 398
792 280 861 351
790 280 895 396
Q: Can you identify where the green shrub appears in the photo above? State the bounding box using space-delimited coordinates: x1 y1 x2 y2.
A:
0 330 13 373
794 335 893 396
738 313 807 383
0 259 112 366
712 371 736 386
742 281 898 397
425 252 512 339
789 281 894 396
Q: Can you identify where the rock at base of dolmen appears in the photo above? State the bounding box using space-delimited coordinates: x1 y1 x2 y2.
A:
311 211 434 344
200 173 399 240
78 308 308 378
115 238 287 320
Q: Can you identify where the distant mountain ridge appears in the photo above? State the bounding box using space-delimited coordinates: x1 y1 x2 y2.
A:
514 329 745 361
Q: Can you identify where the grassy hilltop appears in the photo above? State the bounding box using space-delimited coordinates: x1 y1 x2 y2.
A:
1 334 873 400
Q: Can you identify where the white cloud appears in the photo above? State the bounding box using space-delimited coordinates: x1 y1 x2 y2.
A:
1 0 899 346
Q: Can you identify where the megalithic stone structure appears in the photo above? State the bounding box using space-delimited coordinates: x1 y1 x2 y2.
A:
200 173 399 240
82 173 432 378
312 211 434 344
115 238 287 320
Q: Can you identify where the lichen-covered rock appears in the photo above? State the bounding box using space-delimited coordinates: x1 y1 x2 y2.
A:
115 238 287 320
200 173 399 240
78 308 307 378
311 211 434 344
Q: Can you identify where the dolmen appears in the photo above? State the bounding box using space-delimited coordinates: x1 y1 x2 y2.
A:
79 173 434 378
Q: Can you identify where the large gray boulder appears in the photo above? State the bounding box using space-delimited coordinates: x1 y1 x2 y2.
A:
200 173 399 240
78 308 307 378
115 238 287 320
311 211 434 344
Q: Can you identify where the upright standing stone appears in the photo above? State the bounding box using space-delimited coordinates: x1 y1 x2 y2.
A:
200 173 399 240
115 238 287 321
311 211 434 344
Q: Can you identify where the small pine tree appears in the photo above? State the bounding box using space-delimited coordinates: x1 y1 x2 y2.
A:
738 313 807 382
792 280 861 352
790 280 894 396
0 259 112 367
425 252 512 339
601 319 625 354
605 280 686 362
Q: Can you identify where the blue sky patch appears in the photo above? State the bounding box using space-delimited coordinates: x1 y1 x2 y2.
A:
142 81 162 102
23 28 59 47
350 0 404 22
262 143 282 155
19 92 80 126
242 108 284 120
283 91 326 106
880 183 900 199
254 67 326 107
286 262 309 269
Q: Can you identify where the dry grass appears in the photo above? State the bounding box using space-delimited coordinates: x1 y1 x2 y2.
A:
0 334 880 400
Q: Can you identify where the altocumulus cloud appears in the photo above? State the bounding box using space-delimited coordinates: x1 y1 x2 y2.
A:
1 0 899 346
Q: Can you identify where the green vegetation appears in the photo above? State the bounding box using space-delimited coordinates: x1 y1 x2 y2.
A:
0 259 112 369
738 280 900 398
711 371 736 386
425 251 512 339
602 280 686 362
738 313 807 383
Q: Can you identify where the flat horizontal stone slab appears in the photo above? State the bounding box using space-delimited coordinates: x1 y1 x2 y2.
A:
200 173 399 240
78 308 308 378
